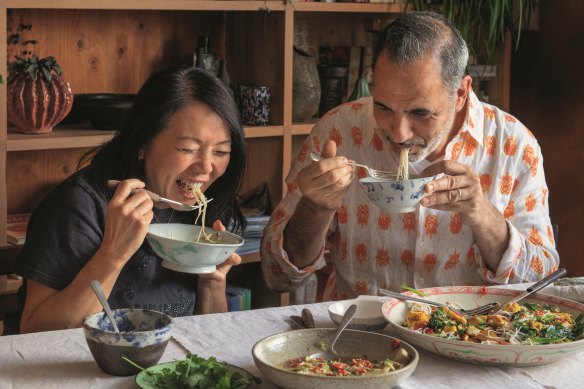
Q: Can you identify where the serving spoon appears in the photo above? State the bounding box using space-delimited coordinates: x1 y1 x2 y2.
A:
90 280 120 333
310 304 357 360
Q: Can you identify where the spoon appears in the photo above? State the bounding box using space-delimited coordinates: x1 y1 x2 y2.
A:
107 180 212 211
310 304 357 360
489 268 567 315
90 280 120 332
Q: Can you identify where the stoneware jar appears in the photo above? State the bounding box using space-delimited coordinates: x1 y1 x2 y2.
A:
292 47 320 122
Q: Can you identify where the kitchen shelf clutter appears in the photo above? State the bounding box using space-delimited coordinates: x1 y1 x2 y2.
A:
0 1 509 307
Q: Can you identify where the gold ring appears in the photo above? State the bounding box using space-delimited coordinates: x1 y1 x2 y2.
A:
457 188 463 201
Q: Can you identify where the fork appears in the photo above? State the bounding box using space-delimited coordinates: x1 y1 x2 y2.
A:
309 152 395 180
379 289 496 318
107 180 212 211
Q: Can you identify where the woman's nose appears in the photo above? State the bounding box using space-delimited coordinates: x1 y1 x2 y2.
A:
192 151 213 174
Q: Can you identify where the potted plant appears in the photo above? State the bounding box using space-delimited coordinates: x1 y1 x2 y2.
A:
408 0 538 66
6 20 73 134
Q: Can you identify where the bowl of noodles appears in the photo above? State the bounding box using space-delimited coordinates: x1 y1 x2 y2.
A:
381 286 584 366
147 223 244 274
358 175 437 214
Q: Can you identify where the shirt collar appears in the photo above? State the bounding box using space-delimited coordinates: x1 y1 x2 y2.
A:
459 89 485 147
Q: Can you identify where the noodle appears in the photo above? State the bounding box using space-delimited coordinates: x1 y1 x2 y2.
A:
191 183 216 243
396 148 409 180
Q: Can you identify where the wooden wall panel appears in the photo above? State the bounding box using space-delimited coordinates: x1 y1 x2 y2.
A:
6 148 89 214
7 10 226 93
242 137 283 210
510 0 584 277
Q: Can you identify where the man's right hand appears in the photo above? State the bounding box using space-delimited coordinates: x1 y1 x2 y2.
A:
296 139 354 211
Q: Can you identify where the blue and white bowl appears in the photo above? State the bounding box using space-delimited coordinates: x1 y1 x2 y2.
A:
83 308 172 376
358 175 437 214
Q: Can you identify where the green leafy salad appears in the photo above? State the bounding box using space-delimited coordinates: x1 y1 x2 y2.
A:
127 353 260 389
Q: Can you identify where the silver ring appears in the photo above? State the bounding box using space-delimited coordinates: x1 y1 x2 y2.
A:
457 188 463 201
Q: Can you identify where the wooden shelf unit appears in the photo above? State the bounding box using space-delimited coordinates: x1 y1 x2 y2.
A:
1 1 513 306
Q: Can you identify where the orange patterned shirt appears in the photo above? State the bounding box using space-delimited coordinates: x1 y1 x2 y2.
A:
260 93 559 299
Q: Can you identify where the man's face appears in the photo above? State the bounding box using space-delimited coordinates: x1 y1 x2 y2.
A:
372 52 459 162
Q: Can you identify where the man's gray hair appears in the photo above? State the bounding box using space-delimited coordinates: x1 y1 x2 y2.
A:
373 11 469 95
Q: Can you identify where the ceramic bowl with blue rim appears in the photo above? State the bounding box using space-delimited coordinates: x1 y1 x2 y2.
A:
82 308 172 376
358 175 437 214
147 223 244 274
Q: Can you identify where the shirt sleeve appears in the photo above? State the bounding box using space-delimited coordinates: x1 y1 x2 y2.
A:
475 126 560 284
260 121 335 292
15 178 106 291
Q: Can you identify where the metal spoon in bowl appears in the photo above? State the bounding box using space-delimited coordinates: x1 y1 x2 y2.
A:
90 280 120 333
310 304 357 360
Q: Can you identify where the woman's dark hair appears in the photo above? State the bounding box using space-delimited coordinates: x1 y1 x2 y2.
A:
79 66 247 233
373 11 469 96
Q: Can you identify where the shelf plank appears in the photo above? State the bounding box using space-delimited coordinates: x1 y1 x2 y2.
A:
244 125 284 138
292 1 407 13
6 125 283 151
7 0 286 11
7 128 114 151
291 122 317 135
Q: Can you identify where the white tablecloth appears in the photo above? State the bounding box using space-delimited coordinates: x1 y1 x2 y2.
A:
0 299 582 389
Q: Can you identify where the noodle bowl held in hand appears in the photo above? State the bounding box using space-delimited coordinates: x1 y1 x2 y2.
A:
147 223 244 274
358 148 437 214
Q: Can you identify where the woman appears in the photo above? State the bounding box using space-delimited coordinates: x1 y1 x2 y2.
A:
14 67 246 333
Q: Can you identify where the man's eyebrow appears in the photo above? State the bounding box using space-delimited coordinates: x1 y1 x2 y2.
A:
374 101 434 115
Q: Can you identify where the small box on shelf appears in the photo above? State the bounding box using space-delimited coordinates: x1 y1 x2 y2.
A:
6 213 31 245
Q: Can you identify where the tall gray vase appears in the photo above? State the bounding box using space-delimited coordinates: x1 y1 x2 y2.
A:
292 47 321 122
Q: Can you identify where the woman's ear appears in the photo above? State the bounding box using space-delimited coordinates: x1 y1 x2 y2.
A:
456 75 472 112
138 149 144 160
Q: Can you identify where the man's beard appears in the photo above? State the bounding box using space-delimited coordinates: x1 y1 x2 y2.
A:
386 107 457 162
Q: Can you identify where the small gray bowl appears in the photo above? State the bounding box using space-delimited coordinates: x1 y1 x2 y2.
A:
82 308 172 376
252 328 418 389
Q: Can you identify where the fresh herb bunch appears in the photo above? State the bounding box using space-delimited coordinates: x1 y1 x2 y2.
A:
8 55 63 84
125 354 260 389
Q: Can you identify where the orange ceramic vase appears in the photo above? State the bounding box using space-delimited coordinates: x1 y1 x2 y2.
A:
7 73 73 134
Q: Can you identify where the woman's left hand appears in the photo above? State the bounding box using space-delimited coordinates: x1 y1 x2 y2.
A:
197 220 242 283
419 160 487 227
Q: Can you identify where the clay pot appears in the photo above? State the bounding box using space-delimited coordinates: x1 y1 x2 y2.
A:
7 74 74 134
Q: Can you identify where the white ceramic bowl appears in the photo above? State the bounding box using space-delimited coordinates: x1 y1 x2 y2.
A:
328 295 388 332
252 328 418 389
381 286 584 366
147 223 244 274
358 175 437 213
83 308 172 376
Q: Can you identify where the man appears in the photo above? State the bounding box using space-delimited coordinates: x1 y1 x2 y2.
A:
261 12 559 300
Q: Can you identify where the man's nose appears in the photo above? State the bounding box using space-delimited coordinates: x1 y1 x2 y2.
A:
389 117 414 144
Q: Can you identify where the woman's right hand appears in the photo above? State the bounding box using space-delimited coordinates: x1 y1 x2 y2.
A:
100 179 154 265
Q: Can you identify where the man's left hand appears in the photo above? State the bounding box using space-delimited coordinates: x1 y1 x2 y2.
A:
420 160 486 226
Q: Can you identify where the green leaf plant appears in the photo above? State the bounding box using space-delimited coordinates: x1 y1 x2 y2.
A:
408 0 538 65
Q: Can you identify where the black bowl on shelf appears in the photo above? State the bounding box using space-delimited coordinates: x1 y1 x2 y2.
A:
70 93 135 130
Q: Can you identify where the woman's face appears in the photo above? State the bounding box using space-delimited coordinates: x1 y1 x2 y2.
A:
140 103 232 205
